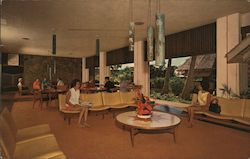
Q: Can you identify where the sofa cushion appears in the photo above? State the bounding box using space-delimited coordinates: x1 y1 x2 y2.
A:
32 150 67 159
14 134 62 159
217 97 245 118
81 92 104 108
16 124 51 142
120 91 136 105
102 92 122 106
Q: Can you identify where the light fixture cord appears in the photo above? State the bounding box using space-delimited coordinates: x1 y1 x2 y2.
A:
129 0 133 22
156 0 160 14
147 0 152 26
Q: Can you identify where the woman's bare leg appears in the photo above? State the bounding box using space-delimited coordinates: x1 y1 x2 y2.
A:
78 108 85 124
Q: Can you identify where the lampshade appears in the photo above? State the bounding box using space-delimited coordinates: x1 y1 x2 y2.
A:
129 22 135 51
147 26 154 61
155 13 165 67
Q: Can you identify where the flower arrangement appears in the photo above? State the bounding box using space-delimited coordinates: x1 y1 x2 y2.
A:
136 93 155 118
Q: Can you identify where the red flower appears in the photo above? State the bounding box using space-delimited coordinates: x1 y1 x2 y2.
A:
136 94 155 115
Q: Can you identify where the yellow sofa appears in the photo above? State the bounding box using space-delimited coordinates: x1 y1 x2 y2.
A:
58 91 137 121
195 97 250 131
0 108 66 159
0 107 51 142
81 91 137 109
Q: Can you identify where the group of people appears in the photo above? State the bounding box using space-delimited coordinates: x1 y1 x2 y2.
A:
32 78 64 91
27 75 213 128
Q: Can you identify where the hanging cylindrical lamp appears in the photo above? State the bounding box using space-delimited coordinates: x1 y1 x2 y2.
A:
52 34 56 55
129 22 135 52
96 38 100 56
155 0 165 67
128 0 134 52
147 0 154 61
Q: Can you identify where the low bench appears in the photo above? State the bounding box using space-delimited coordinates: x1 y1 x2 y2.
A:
58 91 137 124
195 97 250 131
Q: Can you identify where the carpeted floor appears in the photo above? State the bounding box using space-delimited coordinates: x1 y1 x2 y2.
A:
9 99 250 159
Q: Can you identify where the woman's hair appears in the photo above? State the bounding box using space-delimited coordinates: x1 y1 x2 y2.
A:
71 79 80 88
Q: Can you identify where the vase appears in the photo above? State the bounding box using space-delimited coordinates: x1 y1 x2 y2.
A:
136 114 152 119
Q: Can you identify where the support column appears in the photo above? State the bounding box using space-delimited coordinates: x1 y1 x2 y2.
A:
99 52 107 85
134 41 150 96
216 13 248 97
82 57 89 83
106 66 111 77
0 52 2 93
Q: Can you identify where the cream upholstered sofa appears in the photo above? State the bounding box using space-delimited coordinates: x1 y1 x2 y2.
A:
0 108 52 142
0 107 66 159
58 91 137 121
81 91 137 109
83 91 137 117
195 97 250 131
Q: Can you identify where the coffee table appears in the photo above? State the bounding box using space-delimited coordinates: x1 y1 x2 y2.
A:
116 111 181 147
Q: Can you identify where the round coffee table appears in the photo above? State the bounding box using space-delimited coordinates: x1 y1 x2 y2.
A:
116 111 181 147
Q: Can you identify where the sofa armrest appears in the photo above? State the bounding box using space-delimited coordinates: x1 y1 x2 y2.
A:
32 150 67 159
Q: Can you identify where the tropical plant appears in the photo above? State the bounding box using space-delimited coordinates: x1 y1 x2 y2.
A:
219 84 239 98
169 76 185 96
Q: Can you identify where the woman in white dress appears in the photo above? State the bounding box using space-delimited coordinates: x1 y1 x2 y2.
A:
66 79 90 127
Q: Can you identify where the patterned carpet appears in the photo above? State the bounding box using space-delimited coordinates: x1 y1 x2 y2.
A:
7 99 250 159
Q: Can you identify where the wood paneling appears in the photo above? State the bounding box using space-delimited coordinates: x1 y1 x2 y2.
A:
87 23 216 66
166 23 216 58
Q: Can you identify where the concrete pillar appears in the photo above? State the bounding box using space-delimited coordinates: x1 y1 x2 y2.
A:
134 41 150 96
82 57 89 83
106 66 111 77
216 13 248 97
0 52 2 93
99 52 107 85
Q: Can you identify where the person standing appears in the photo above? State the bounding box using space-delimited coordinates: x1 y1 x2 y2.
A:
66 79 90 128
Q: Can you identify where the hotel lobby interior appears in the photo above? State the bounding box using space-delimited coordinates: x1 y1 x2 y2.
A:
0 0 250 159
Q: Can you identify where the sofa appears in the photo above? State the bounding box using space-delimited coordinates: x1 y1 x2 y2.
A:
195 97 250 131
0 107 66 159
58 91 137 123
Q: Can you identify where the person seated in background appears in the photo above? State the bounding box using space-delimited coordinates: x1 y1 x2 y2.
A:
42 78 51 90
17 78 25 95
66 79 90 128
104 76 115 92
33 79 41 90
187 82 211 127
57 78 64 86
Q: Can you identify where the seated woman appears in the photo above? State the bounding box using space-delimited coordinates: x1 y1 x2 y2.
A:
33 79 41 90
57 78 64 86
187 82 211 127
66 79 90 128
